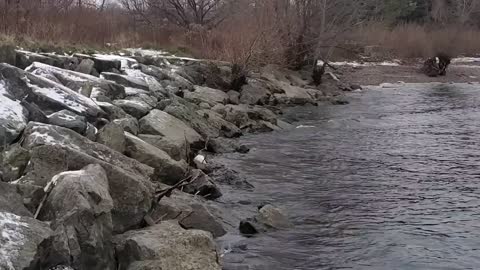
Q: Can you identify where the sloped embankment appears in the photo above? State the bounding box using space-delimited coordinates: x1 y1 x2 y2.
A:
0 49 339 270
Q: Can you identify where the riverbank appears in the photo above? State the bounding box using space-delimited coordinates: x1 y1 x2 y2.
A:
333 57 480 86
0 48 347 270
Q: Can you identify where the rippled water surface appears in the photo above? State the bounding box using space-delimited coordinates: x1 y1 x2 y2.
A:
218 83 480 270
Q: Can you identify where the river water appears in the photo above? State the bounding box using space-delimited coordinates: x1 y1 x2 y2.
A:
218 83 480 270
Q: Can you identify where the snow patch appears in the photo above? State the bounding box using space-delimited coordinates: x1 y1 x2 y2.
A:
0 211 29 270
452 57 480 63
330 61 401 67
0 81 27 137
93 54 137 70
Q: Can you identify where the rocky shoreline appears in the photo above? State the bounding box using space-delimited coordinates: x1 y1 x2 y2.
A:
0 48 346 270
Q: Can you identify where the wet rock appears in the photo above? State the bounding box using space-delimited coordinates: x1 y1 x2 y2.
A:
207 137 249 154
22 144 153 233
0 211 53 270
33 165 115 270
139 109 203 147
239 204 292 235
331 98 349 105
114 221 221 270
113 99 152 119
47 109 87 134
138 134 187 161
276 119 294 130
75 58 95 75
1 143 30 182
101 72 149 90
184 85 229 106
183 169 222 200
96 122 126 153
124 132 188 185
208 164 253 189
113 117 139 135
150 191 227 237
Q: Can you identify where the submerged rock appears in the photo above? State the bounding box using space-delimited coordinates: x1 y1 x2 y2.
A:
239 204 292 235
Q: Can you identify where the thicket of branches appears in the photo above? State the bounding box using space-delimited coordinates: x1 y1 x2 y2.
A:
1 0 480 66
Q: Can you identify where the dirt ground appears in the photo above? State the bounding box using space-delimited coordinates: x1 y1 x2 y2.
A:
333 60 480 86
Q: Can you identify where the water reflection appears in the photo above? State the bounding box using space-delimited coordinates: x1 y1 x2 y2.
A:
218 83 480 270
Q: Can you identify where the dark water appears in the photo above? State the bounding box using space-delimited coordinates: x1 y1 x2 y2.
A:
218 83 480 270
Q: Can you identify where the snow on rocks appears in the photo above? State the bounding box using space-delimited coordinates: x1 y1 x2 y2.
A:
0 211 53 270
0 81 28 144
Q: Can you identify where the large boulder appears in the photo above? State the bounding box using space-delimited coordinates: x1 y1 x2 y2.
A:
19 123 154 233
32 165 115 270
113 117 139 135
197 109 242 138
137 134 187 161
239 81 272 105
0 63 105 118
182 169 222 200
101 72 149 91
47 109 87 134
0 80 28 145
114 221 222 270
165 102 240 139
96 122 126 153
150 190 226 237
184 86 229 106
113 98 153 119
26 62 125 100
0 211 53 270
139 109 203 147
124 133 188 185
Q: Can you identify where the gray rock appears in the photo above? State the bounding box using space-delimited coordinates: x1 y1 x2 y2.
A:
227 90 240 105
114 221 221 270
96 122 126 153
96 101 127 120
165 102 239 139
12 183 45 215
1 143 30 182
139 109 203 147
0 211 53 270
84 123 98 141
213 104 250 129
22 144 153 233
21 100 49 123
26 62 125 101
197 109 242 138
21 122 153 182
239 83 271 105
207 137 249 154
150 190 227 237
124 133 188 185
184 85 229 106
34 165 115 270
101 72 149 90
92 57 121 73
138 134 187 161
113 99 152 119
75 59 95 75
113 117 139 135
15 50 58 69
0 182 32 216
47 109 87 134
